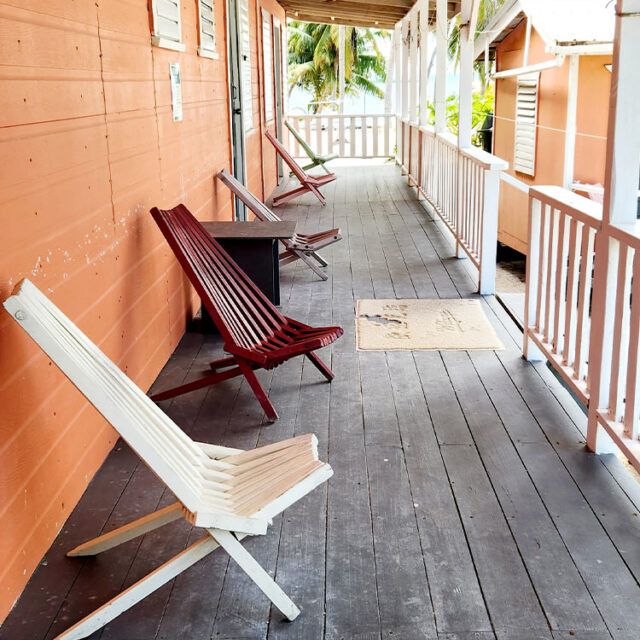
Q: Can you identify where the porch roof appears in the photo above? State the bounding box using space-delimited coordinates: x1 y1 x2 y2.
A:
280 0 461 30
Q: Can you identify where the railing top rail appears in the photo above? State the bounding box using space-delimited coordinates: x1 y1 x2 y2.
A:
435 131 458 149
286 113 393 120
460 146 509 172
608 220 640 249
529 185 602 227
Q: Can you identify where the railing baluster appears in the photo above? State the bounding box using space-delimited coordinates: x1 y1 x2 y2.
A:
623 248 640 437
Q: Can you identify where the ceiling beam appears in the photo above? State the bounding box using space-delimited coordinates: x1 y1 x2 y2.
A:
289 12 397 29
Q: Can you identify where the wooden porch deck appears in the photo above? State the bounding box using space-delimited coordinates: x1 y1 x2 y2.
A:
4 162 640 640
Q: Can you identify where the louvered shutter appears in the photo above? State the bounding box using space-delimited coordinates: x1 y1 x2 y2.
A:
513 73 539 176
262 10 274 122
239 0 253 131
198 0 217 57
151 0 185 51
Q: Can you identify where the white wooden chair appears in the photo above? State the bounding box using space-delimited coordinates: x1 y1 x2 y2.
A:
3 279 333 640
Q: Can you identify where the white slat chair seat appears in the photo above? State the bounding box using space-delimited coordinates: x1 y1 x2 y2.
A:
3 279 333 639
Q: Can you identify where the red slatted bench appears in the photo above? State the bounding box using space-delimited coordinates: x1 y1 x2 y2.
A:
150 203 344 421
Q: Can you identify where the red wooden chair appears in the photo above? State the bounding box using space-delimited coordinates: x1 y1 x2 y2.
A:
150 204 343 421
265 130 337 206
217 169 342 281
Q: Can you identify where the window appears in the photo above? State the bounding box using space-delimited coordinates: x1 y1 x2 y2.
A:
513 73 539 176
239 0 253 131
262 9 274 122
198 0 217 58
151 0 186 52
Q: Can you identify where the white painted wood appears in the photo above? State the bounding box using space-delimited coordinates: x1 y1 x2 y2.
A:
55 536 220 640
67 504 183 557
513 73 539 175
394 23 402 116
493 56 565 78
458 0 474 149
239 0 253 132
523 18 532 66
434 0 447 133
3 279 334 640
563 55 579 188
525 197 545 360
210 529 301 620
479 169 500 294
401 19 410 121
151 0 183 48
409 11 418 123
197 0 216 57
339 25 346 114
419 0 429 127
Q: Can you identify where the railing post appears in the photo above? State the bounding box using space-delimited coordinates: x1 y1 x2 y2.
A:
478 167 499 294
587 235 620 454
524 196 544 360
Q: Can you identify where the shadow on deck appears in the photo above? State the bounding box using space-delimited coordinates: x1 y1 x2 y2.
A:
3 161 640 640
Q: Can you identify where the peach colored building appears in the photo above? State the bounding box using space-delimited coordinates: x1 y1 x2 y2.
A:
0 0 286 622
475 0 614 254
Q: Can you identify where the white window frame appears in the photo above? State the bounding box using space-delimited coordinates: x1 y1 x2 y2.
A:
150 0 186 52
262 9 274 123
239 0 253 132
513 72 539 176
197 0 218 59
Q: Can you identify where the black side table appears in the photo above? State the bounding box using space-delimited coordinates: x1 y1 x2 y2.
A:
196 220 297 332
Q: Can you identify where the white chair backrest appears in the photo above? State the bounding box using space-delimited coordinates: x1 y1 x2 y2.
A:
3 279 207 514
218 170 281 224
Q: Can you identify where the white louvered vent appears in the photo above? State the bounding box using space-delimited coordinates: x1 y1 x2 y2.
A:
513 73 539 176
151 0 185 52
262 9 274 122
239 0 253 131
198 0 217 58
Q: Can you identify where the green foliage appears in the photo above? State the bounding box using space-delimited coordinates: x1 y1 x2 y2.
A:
424 85 495 147
288 22 390 114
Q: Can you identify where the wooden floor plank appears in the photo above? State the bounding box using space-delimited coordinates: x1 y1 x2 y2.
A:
6 162 640 640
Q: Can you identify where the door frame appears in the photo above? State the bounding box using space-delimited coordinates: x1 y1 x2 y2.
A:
273 18 284 183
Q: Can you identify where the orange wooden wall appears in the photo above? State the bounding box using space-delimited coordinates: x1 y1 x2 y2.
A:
0 0 284 623
493 20 611 254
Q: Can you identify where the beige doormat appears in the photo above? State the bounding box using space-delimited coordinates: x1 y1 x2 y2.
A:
356 299 504 351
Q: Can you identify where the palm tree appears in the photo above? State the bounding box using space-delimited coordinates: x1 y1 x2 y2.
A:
288 22 389 114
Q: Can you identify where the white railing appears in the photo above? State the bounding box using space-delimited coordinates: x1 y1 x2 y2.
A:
402 120 507 294
589 223 640 467
525 185 640 472
285 113 396 159
524 186 602 404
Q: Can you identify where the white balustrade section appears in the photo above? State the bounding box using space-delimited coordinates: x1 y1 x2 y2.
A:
285 114 396 159
524 186 602 405
404 121 507 294
591 223 640 469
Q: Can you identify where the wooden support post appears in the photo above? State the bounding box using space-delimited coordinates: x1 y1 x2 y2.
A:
478 168 499 294
563 55 579 188
419 0 429 127
458 0 475 149
434 0 447 133
401 19 410 121
409 10 418 123
524 197 545 360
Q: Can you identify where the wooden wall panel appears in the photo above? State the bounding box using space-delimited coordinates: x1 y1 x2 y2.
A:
0 0 286 623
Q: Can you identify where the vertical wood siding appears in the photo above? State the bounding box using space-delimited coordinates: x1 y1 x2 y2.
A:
0 0 284 623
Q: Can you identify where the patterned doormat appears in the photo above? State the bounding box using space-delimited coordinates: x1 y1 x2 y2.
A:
356 299 504 351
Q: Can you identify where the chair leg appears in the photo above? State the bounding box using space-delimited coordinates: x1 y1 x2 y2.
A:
55 536 219 640
210 529 300 621
150 366 244 402
210 356 236 370
296 251 328 281
307 184 326 206
320 162 332 175
310 251 328 267
67 503 183 557
307 351 334 381
236 358 279 421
